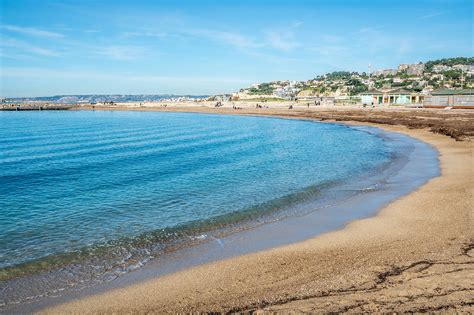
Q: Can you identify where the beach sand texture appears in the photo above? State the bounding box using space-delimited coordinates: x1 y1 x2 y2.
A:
42 107 473 313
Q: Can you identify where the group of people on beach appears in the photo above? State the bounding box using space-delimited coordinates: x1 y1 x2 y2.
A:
286 99 323 110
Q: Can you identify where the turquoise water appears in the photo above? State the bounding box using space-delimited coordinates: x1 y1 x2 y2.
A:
0 111 392 281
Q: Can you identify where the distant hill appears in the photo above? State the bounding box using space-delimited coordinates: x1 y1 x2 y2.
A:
3 94 210 104
237 56 474 98
425 57 474 71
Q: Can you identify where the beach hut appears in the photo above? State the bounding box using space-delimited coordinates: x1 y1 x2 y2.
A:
360 89 384 105
385 88 415 105
360 88 423 105
423 89 474 108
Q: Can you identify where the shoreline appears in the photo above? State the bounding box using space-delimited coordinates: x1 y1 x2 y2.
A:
3 117 439 313
71 103 474 140
1 108 473 313
38 106 474 312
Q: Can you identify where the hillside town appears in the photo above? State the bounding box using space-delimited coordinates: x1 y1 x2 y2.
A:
2 57 473 110
231 57 474 108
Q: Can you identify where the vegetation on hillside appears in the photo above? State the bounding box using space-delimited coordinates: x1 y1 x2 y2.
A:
323 71 352 80
425 57 474 71
347 79 368 95
238 56 473 99
248 83 275 95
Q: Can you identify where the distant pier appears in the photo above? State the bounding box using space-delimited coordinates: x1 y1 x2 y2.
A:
1 104 77 111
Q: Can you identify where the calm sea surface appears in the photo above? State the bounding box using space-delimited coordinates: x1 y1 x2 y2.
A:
0 111 393 289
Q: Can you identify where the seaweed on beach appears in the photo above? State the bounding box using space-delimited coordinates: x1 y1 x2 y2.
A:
283 109 474 141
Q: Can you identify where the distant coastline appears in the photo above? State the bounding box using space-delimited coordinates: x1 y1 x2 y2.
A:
1 94 210 105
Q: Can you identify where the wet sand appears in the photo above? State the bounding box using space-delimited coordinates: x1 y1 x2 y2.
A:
44 105 474 313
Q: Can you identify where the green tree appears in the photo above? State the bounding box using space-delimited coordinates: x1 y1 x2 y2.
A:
443 69 462 80
425 57 474 72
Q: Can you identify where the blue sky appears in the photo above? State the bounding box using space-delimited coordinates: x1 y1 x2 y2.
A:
0 0 472 97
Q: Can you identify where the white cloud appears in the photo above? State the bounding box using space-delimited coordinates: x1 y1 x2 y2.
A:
263 21 301 52
355 27 414 55
0 37 60 57
189 29 261 51
265 31 300 51
1 67 251 84
321 34 342 43
397 38 413 54
121 30 169 38
1 66 252 96
244 51 318 64
1 24 64 39
419 11 447 20
95 46 145 61
118 27 261 52
310 44 349 57
117 21 303 55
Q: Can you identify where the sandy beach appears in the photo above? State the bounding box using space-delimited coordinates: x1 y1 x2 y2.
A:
42 104 473 313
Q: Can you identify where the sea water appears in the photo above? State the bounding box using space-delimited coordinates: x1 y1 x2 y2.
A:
0 110 394 306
